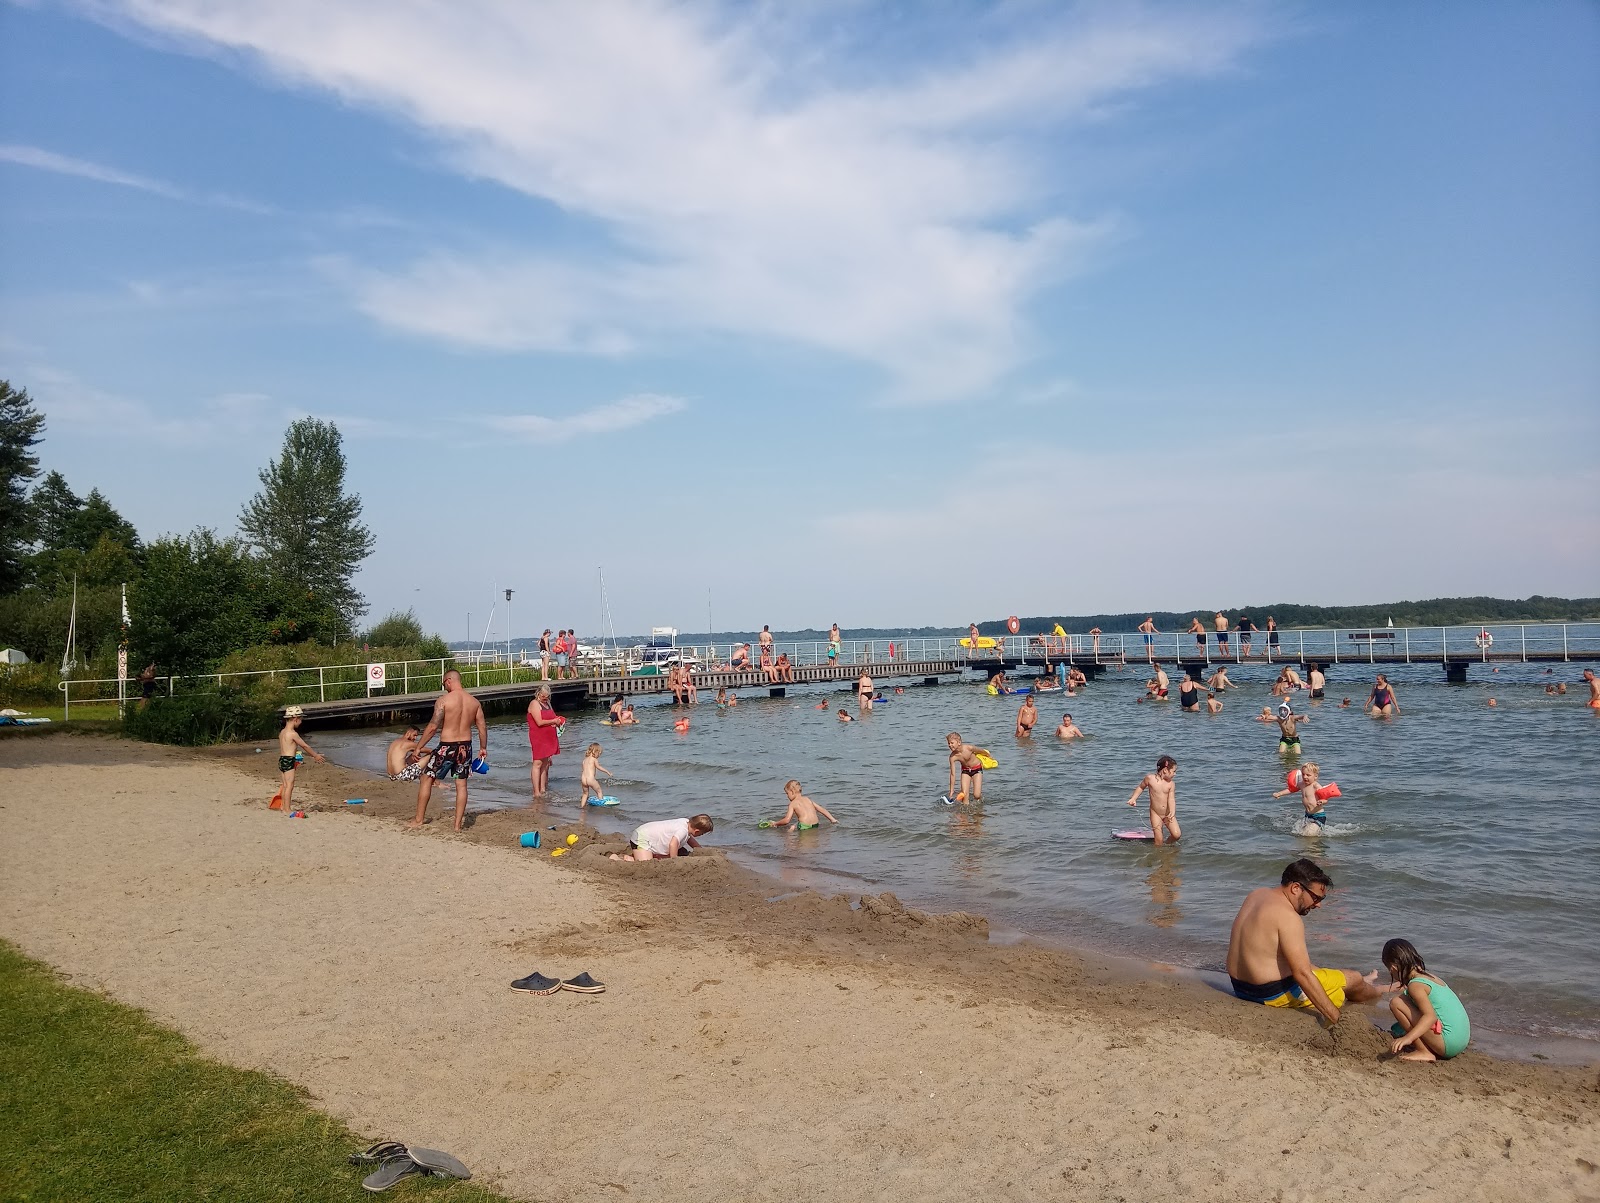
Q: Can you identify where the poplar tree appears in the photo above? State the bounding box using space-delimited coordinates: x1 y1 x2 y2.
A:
238 418 375 633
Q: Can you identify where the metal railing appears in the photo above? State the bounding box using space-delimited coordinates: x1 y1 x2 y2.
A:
53 622 1600 718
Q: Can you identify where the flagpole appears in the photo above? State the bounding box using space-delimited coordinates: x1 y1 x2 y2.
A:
117 582 129 718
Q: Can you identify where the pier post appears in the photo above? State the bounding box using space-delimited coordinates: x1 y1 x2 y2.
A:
1444 662 1468 684
769 687 786 698
924 677 938 686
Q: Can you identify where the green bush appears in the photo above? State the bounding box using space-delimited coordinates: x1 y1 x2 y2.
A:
122 692 281 746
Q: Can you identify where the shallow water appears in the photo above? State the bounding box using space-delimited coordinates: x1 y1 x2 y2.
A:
315 661 1600 1046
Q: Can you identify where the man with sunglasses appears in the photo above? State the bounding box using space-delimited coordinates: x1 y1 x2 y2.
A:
1226 859 1380 1023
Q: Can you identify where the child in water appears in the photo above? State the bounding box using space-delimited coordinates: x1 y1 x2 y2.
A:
1273 761 1330 831
1275 703 1306 754
1124 755 1181 845
837 709 853 722
579 742 613 807
1381 938 1470 1061
762 779 838 831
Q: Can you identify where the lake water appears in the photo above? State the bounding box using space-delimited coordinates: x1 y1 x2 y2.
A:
314 661 1600 1050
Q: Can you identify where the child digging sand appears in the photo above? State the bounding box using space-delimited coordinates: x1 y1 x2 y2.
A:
761 780 837 831
273 705 324 812
1381 938 1471 1061
579 742 613 808
610 814 714 861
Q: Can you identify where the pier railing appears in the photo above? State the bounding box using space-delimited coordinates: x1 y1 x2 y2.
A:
53 622 1600 717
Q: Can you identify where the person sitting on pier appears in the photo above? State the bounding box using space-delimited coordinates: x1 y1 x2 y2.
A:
761 645 778 683
680 664 698 706
730 643 751 670
776 652 795 683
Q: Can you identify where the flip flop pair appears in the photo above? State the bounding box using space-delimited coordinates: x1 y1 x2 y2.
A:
509 971 606 995
348 1141 472 1192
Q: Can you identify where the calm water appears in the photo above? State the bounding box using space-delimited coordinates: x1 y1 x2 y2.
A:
315 662 1600 1046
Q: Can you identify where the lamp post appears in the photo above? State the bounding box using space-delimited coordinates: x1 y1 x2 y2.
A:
505 589 515 672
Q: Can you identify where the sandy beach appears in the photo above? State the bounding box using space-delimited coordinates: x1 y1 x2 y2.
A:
2 734 1596 1202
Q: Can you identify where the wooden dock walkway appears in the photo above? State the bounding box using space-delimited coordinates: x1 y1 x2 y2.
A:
289 657 967 726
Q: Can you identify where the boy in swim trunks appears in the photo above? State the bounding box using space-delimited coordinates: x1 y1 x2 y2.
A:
1308 665 1326 699
1015 694 1038 737
1275 704 1305 753
1125 755 1181 844
765 779 838 831
1055 713 1083 739
1273 761 1329 829
1585 669 1599 708
1226 859 1381 1024
945 732 985 802
1205 691 1222 714
275 705 324 811
385 727 428 782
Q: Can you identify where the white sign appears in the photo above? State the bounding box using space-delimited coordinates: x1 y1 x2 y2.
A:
367 662 387 692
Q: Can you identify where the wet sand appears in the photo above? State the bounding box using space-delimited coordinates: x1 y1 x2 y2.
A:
2 733 1597 1202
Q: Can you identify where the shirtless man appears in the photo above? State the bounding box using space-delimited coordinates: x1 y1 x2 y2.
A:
758 625 774 659
1144 663 1170 700
857 670 874 713
386 727 429 781
1308 664 1327 700
1088 627 1102 658
945 732 985 802
1015 694 1038 737
409 670 488 832
1214 611 1230 656
1587 669 1600 709
1125 755 1181 844
1055 713 1084 739
1206 665 1233 691
1226 858 1380 1023
730 643 751 670
1187 617 1207 657
1137 617 1158 662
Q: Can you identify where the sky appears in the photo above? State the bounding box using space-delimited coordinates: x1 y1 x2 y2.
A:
2 0 1597 642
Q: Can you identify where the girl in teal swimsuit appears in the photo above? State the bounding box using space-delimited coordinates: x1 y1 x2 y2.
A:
1382 938 1470 1061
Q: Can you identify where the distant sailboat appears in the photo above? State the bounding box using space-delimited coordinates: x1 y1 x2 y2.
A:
60 575 78 676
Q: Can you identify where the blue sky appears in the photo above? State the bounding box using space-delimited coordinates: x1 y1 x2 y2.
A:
2 0 1597 641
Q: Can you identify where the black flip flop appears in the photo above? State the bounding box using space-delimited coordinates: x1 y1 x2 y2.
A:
560 972 606 994
510 971 563 995
406 1147 472 1179
362 1158 425 1193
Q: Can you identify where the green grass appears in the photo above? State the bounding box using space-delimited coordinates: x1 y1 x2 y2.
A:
0 702 122 724
0 941 515 1202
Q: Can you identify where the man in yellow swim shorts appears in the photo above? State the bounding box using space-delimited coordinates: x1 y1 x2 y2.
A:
1226 859 1381 1023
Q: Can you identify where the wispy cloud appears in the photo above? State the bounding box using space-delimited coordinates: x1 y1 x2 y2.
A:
483 393 686 444
92 1 1276 403
21 362 282 444
0 142 276 213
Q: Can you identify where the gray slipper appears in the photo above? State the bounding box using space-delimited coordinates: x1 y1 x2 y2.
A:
406 1147 471 1180
349 1141 408 1165
561 972 606 994
510 970 563 994
362 1158 425 1193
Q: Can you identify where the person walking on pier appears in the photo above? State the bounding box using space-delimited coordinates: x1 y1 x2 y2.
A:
1138 617 1158 661
1187 617 1207 657
410 670 488 832
1237 615 1256 658
829 623 842 662
1266 616 1280 659
1214 612 1230 657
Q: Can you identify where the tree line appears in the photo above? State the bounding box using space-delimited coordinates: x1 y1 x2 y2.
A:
0 377 442 680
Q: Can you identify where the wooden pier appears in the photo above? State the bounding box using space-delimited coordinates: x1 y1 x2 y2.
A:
287 657 968 726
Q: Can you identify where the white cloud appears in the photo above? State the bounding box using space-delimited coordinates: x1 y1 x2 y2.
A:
0 142 275 213
94 1 1275 402
483 393 686 444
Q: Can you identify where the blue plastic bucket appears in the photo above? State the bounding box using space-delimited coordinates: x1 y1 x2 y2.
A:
519 831 541 848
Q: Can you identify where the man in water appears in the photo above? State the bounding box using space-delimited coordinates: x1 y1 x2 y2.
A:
409 670 488 832
1144 663 1169 700
386 727 429 781
1585 669 1599 709
1308 664 1327 700
1015 693 1038 737
1226 859 1380 1023
1206 665 1233 691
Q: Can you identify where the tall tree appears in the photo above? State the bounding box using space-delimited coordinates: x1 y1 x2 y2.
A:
0 380 46 594
29 470 81 552
238 418 375 631
64 488 141 555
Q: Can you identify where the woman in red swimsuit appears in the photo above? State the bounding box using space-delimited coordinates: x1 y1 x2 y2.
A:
527 684 564 798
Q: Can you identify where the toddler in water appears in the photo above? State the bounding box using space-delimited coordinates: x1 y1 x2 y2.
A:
1124 755 1181 845
1273 761 1331 832
762 779 838 831
1381 938 1470 1061
579 742 613 807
